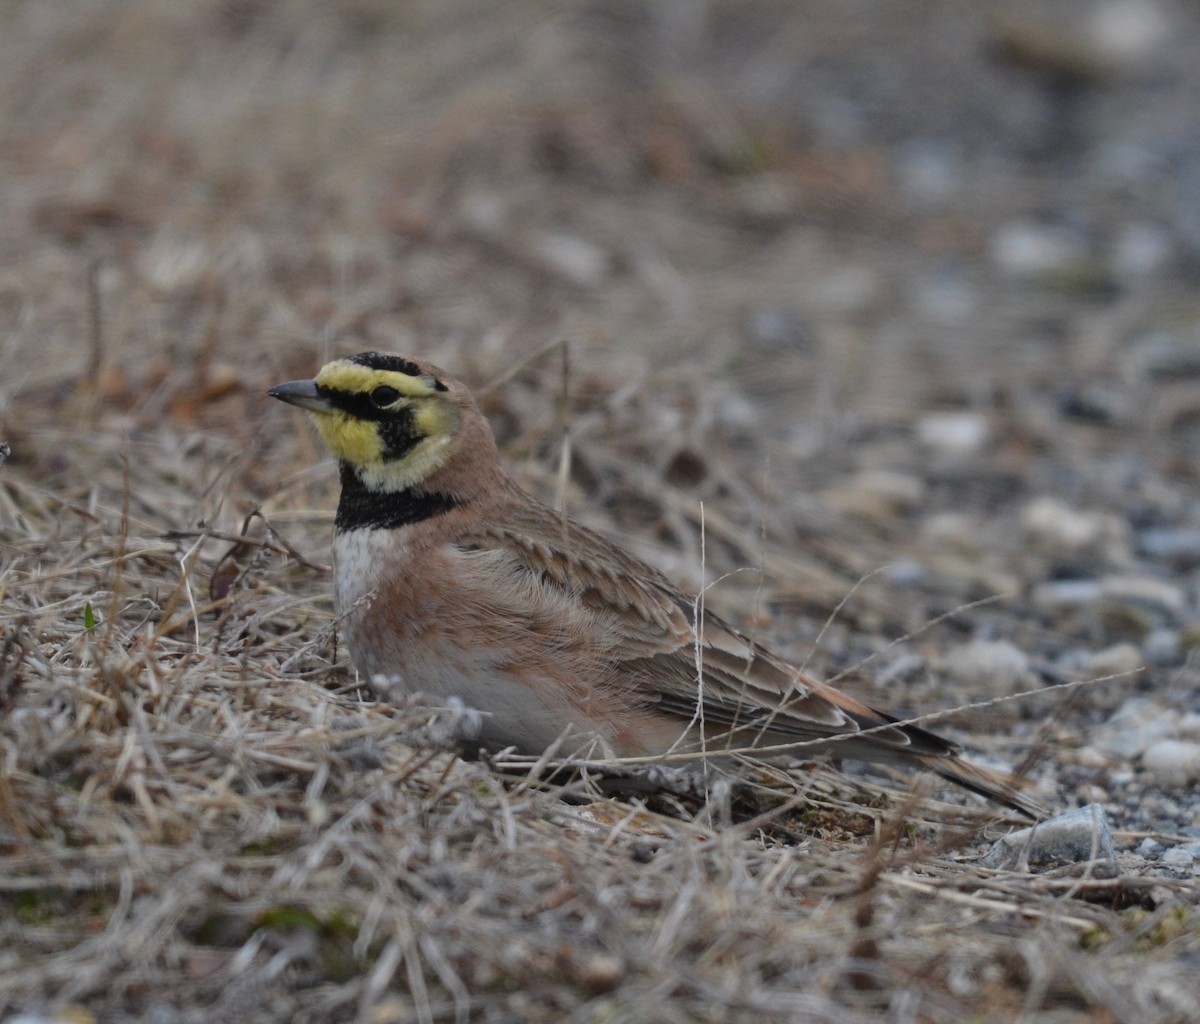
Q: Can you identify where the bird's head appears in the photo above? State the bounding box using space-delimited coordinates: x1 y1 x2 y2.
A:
269 351 486 494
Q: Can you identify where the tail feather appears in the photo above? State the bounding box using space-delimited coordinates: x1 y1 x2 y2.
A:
921 755 1044 819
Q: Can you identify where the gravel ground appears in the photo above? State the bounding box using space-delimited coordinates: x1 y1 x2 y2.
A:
2 2 1200 1021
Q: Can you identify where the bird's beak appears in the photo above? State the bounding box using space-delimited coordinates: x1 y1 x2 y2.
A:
268 379 333 413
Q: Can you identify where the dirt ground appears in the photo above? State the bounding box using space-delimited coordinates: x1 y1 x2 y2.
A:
3 2 1200 1021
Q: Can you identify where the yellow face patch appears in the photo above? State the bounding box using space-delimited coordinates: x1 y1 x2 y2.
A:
311 409 384 466
305 357 462 490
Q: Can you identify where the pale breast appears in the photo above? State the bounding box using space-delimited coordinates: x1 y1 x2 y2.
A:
331 529 648 755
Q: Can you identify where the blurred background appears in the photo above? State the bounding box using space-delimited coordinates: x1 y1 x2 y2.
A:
4 0 1200 816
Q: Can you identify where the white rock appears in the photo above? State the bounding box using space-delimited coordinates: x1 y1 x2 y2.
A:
916 411 990 457
1074 745 1113 769
993 221 1085 278
1088 0 1169 66
1092 697 1177 760
898 139 961 206
530 232 610 288
936 639 1031 694
983 804 1118 874
1141 739 1200 786
1077 783 1110 805
1021 496 1127 554
1143 629 1182 666
1086 642 1144 678
851 469 927 508
1111 222 1173 280
1099 575 1187 619
1030 579 1104 611
922 512 983 551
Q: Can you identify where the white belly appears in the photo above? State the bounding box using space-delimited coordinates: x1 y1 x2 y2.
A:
331 528 616 756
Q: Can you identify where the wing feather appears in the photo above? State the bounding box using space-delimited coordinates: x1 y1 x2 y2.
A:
465 508 950 756
454 494 1037 815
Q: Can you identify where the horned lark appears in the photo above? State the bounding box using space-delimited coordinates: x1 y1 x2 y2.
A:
270 352 1037 815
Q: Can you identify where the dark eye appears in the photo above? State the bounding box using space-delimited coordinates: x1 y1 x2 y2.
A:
369 385 401 408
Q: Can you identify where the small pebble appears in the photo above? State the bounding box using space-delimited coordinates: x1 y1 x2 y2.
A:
916 411 990 457
1136 837 1163 857
881 560 927 588
1023 497 1122 553
937 639 1032 694
983 804 1118 874
530 232 610 288
1160 846 1195 870
1143 629 1182 666
897 138 961 206
1086 642 1143 678
1075 746 1113 769
1110 221 1174 280
1088 0 1170 67
1092 698 1177 760
574 953 625 993
922 512 984 552
1137 528 1200 565
1031 579 1103 611
746 306 812 351
1141 739 1200 786
915 270 977 321
852 469 926 509
993 220 1088 278
1100 574 1188 621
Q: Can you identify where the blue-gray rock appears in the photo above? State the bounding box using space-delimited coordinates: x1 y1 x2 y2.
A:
1160 846 1196 870
983 804 1118 875
1142 739 1200 786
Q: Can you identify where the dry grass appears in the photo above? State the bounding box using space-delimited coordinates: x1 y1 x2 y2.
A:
3 2 1200 1022
3 476 1193 1023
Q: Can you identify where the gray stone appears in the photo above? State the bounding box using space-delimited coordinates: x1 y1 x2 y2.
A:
1086 642 1143 678
993 221 1087 279
916 411 990 457
1137 528 1200 564
983 804 1118 874
936 639 1032 694
1160 846 1195 869
1142 739 1200 786
1143 629 1182 666
1022 496 1126 555
1111 222 1173 280
1031 579 1104 611
1092 697 1177 760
